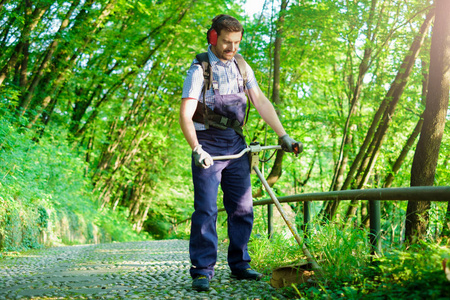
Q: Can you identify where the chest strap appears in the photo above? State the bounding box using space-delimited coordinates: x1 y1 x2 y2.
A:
192 52 249 137
192 103 244 138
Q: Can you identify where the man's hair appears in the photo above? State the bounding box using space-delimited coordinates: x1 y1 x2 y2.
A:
208 14 244 39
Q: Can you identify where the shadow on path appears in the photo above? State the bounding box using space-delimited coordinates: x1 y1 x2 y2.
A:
0 240 286 299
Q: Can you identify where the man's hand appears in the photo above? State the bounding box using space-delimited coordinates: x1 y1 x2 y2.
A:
193 145 214 169
279 134 303 156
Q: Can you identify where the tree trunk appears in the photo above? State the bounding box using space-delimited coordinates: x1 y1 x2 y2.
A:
71 3 191 138
30 0 136 135
344 10 434 222
252 151 285 198
25 0 98 129
0 2 49 87
341 9 434 191
0 0 7 10
383 59 429 188
251 0 287 198
17 0 81 117
383 116 423 188
405 0 450 244
18 39 30 90
271 0 287 108
327 10 435 221
93 71 156 183
323 0 386 221
330 0 378 192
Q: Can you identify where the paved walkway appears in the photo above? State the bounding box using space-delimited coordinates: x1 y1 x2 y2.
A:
0 240 288 299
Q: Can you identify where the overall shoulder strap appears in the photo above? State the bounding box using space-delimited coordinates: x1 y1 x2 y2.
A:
234 53 251 126
195 52 211 90
234 53 248 87
194 52 211 128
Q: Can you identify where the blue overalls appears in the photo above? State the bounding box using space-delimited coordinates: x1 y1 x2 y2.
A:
189 75 252 280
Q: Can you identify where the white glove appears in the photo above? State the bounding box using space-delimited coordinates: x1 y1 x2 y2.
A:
192 145 214 169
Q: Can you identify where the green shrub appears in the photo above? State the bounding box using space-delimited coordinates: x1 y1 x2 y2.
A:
248 214 450 299
0 111 148 252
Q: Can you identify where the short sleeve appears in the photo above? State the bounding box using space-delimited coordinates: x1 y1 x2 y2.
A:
181 61 204 100
245 62 259 90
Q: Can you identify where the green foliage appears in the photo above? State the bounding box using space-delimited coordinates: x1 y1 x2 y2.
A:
249 218 370 280
1 0 446 240
248 218 450 299
0 0 448 287
249 232 307 274
0 110 148 252
96 207 150 243
363 244 450 299
308 222 370 282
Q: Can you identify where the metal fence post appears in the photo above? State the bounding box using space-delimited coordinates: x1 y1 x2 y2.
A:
303 201 311 239
369 200 381 255
268 204 273 239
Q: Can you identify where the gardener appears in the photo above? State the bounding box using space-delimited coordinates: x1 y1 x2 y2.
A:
179 14 301 292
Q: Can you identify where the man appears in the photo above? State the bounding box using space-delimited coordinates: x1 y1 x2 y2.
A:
179 14 300 292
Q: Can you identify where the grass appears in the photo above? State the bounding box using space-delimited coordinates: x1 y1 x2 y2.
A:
170 201 450 299
247 218 450 300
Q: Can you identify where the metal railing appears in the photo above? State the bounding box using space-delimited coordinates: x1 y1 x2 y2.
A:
250 186 450 255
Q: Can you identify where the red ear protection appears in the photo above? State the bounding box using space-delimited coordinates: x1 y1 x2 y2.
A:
208 29 218 46
208 29 243 46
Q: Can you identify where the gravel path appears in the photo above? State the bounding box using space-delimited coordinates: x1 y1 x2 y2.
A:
0 240 288 299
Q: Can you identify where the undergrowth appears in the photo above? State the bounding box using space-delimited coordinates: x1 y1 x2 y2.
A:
169 196 450 299
0 110 149 254
248 219 450 300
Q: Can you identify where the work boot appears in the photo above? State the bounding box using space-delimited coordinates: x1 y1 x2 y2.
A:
231 268 263 280
192 275 210 291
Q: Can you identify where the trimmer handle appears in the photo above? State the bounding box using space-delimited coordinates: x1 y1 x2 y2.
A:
292 142 304 157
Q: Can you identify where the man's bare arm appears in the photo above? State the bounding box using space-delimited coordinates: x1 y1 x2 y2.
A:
179 98 200 150
247 86 287 138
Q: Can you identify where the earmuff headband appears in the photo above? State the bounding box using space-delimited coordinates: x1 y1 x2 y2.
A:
207 15 242 46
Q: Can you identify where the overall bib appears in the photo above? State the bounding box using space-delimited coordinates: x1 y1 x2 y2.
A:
190 77 253 280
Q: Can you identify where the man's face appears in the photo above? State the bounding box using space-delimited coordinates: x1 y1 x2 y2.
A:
211 30 242 62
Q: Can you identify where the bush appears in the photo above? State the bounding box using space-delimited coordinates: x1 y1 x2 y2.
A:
0 111 148 252
247 214 450 299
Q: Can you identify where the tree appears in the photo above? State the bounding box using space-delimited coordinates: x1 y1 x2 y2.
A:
252 0 288 199
323 5 434 222
405 0 450 243
2 0 448 239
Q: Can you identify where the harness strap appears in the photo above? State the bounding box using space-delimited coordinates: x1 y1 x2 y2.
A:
192 104 244 138
234 53 248 87
196 53 211 129
193 52 249 137
231 53 250 125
